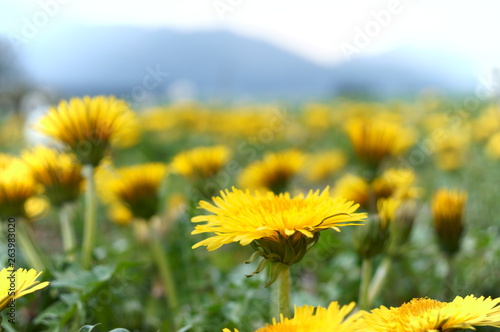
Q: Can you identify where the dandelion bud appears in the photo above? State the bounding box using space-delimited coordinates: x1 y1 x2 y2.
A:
388 200 418 254
354 215 389 259
431 189 467 256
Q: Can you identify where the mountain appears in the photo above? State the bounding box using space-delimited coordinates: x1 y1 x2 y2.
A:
15 25 476 100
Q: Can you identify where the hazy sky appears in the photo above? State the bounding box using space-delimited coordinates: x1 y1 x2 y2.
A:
1 0 500 71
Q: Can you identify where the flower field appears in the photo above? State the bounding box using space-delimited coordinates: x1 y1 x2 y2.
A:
1 95 500 331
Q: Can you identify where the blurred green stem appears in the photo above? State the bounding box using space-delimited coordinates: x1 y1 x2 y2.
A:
82 165 96 269
278 266 291 318
444 254 455 300
149 224 179 311
359 257 372 310
59 203 76 262
17 220 52 272
368 256 392 305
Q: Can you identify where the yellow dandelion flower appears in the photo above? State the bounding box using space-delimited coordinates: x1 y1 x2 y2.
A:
35 96 138 166
107 203 134 226
372 168 421 200
485 131 500 159
304 150 347 183
22 146 84 206
24 196 50 220
303 103 334 132
224 301 360 332
0 267 50 311
472 105 500 142
0 155 41 218
171 145 231 180
332 174 370 208
354 214 389 259
434 129 469 171
238 150 305 193
360 295 500 331
388 199 418 252
431 189 467 256
377 197 401 229
192 187 365 283
345 118 415 166
97 163 168 220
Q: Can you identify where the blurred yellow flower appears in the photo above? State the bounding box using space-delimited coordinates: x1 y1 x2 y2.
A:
97 163 168 221
107 203 134 226
332 174 370 208
472 105 500 142
35 96 139 166
0 154 42 218
238 150 305 193
345 118 415 166
223 301 360 332
172 145 231 180
303 103 334 132
434 129 469 171
0 268 50 311
22 146 84 206
377 197 401 229
372 168 421 200
485 131 500 159
304 150 347 182
431 188 467 256
360 295 500 331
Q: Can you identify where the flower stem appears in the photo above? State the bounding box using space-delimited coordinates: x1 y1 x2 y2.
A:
444 254 455 300
148 226 179 311
368 256 392 305
59 203 76 262
82 165 97 269
359 257 372 310
17 220 52 272
278 265 291 318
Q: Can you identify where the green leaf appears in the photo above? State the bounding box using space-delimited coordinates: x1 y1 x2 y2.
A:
78 324 100 332
108 329 131 332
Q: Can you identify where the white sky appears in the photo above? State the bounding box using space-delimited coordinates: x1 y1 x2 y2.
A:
1 0 500 70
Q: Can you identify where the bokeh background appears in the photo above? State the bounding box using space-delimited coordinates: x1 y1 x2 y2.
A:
1 0 500 106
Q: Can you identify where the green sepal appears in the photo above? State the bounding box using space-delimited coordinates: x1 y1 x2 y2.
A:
245 257 268 278
245 251 263 264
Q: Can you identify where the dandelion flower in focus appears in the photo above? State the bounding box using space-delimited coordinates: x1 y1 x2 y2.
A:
35 96 138 166
223 301 360 332
0 268 50 311
431 188 467 256
22 146 84 206
239 150 305 194
97 163 168 221
345 118 414 167
192 187 365 284
172 145 231 180
360 295 500 331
